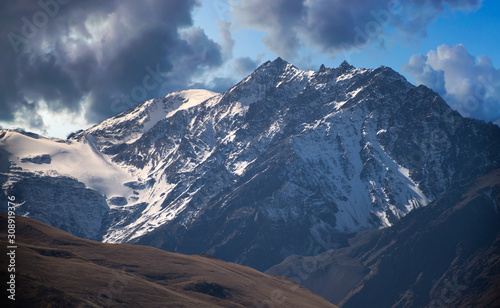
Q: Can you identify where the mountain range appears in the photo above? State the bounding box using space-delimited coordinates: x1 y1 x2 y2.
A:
1 58 500 303
267 167 500 307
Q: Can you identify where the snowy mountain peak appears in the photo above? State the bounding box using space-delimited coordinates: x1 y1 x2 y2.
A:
253 57 298 76
2 59 500 270
163 89 219 116
270 56 289 66
338 60 354 71
72 89 218 150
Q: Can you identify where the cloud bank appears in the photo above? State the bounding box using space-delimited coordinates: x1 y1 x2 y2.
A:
232 0 483 58
403 44 500 124
0 0 227 132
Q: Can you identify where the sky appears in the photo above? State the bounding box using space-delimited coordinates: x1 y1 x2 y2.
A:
1 0 499 138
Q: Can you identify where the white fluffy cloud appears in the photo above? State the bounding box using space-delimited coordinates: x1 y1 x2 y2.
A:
403 44 500 124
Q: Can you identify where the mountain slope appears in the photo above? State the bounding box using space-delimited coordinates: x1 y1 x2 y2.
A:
1 58 500 271
267 168 500 307
0 212 337 308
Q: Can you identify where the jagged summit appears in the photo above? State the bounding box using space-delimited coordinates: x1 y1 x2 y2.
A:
339 60 352 67
71 89 218 146
338 60 354 71
318 61 355 74
272 56 288 65
256 56 296 74
258 57 289 68
2 58 500 271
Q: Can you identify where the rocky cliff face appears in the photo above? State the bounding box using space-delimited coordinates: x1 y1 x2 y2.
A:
267 168 500 307
1 58 500 270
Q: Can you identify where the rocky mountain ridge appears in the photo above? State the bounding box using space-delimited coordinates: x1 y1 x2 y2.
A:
267 168 500 307
1 58 499 270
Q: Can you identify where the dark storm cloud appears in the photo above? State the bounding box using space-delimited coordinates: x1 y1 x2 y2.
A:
217 20 235 59
138 26 227 100
177 27 224 69
190 77 237 94
234 57 259 75
0 0 226 127
232 0 483 58
403 44 500 125
233 0 304 58
189 55 263 94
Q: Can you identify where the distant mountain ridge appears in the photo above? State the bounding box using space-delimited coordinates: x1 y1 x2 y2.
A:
1 58 500 271
267 168 500 307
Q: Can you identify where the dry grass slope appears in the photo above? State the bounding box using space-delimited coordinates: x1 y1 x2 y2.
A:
0 213 337 308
